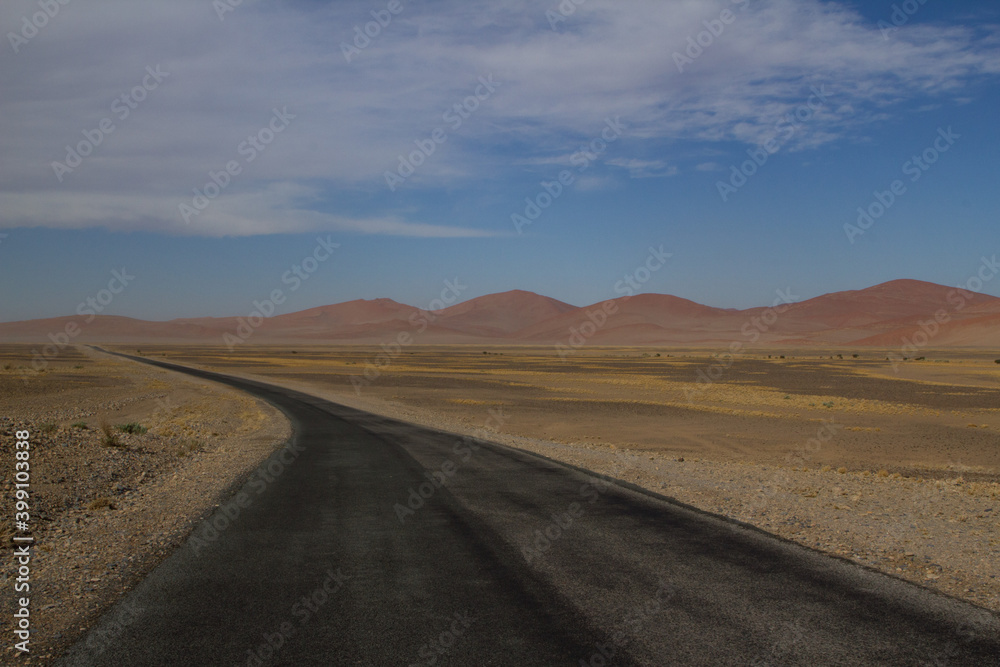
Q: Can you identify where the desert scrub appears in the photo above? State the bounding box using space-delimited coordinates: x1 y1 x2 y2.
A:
116 422 148 434
87 497 114 510
71 421 88 430
175 439 204 457
39 422 57 434
99 421 126 449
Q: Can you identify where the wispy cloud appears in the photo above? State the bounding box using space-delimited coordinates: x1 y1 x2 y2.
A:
607 158 678 178
0 185 496 238
1 0 998 236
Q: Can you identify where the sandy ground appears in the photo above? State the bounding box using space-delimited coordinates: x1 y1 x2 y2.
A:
128 344 1000 614
0 345 291 664
2 342 997 663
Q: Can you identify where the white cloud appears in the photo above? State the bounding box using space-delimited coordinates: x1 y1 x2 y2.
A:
0 184 496 238
1 0 998 236
607 158 678 178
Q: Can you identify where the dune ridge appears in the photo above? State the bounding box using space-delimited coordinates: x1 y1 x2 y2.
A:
3 279 999 347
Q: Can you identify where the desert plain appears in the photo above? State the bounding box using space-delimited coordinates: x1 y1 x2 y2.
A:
1 342 999 662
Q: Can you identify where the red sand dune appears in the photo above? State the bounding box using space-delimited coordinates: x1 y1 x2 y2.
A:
2 280 998 348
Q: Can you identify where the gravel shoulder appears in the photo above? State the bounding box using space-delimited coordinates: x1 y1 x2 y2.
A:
0 346 291 664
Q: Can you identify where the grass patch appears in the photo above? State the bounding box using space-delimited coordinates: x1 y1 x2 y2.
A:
39 422 57 434
71 421 89 430
116 422 147 434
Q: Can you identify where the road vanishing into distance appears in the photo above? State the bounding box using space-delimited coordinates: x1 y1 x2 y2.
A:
58 352 1000 666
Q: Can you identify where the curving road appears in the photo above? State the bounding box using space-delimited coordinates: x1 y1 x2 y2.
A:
58 352 1000 666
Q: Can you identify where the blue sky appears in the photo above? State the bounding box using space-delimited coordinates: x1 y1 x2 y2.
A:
2 0 1000 321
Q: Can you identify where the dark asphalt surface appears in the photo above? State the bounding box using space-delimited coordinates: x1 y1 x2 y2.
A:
58 353 1000 666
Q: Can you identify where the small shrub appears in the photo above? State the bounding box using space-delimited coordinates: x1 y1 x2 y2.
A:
40 422 57 434
99 421 123 448
116 423 147 434
995 359 1000 364
71 421 89 430
175 439 204 457
837 467 848 474
877 469 889 478
87 497 113 510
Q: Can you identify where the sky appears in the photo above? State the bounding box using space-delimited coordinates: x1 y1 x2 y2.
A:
2 0 1000 322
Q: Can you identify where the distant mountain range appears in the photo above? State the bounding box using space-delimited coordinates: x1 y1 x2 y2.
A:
3 280 999 348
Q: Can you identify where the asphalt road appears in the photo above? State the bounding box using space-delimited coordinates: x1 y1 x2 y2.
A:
58 353 1000 666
